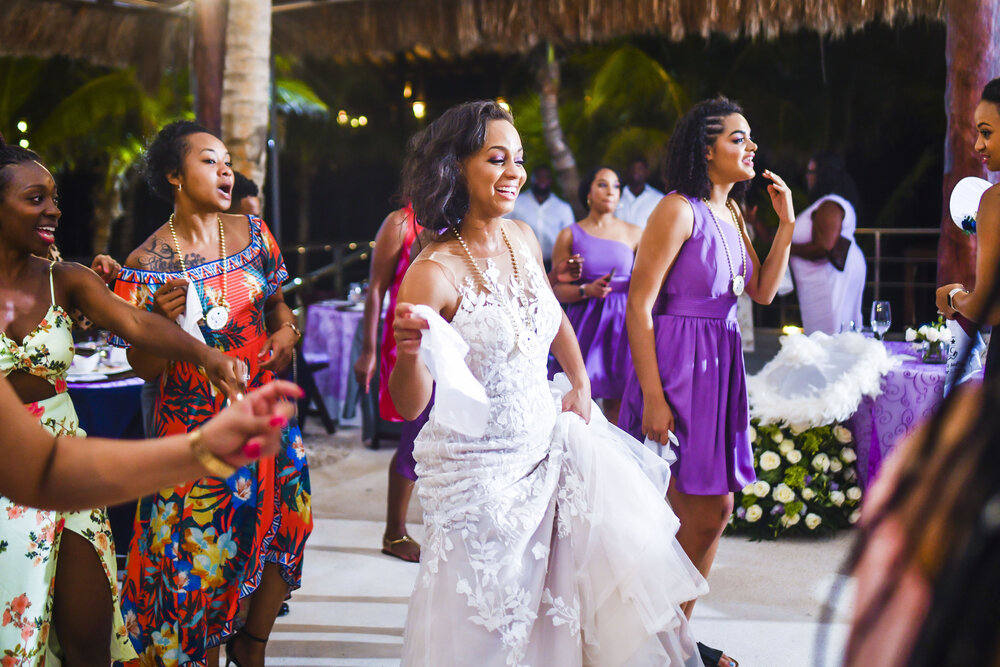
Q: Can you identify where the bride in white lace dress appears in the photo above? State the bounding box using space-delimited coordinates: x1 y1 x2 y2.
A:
389 101 708 666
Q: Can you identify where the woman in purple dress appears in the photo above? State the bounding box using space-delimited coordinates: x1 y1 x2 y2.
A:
550 166 641 425
619 97 795 667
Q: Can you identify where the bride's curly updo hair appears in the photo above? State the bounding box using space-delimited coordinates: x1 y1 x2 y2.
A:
662 96 750 203
402 100 515 231
144 120 215 202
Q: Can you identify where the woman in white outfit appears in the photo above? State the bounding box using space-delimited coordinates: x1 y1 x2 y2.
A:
788 153 866 334
389 100 707 666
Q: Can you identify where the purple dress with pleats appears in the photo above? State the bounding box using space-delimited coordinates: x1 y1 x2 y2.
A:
549 224 634 399
619 193 756 495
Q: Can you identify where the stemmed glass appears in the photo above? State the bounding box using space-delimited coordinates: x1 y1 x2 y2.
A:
870 301 892 341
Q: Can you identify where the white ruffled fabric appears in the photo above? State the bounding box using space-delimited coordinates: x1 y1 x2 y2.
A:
746 331 899 430
403 242 706 666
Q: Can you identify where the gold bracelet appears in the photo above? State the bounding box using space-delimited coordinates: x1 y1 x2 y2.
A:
280 321 302 341
188 429 238 478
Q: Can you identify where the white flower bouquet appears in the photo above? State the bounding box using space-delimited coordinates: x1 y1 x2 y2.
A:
729 420 863 539
904 316 953 364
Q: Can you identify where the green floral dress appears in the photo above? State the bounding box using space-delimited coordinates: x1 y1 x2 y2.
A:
0 264 136 665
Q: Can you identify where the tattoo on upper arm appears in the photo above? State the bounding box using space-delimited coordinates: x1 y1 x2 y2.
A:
135 237 207 272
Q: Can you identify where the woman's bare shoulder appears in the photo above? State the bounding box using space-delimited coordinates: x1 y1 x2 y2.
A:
125 227 175 271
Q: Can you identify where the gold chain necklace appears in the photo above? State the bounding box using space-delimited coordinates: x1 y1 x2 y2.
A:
702 198 747 296
168 213 230 330
452 223 540 357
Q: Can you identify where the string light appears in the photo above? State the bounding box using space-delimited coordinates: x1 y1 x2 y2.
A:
496 97 511 112
358 116 368 127
350 118 359 128
337 110 349 125
781 325 803 336
18 139 29 148
16 121 27 132
403 81 413 99
412 100 426 119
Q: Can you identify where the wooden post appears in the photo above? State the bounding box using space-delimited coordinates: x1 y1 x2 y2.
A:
192 0 228 136
938 0 1000 288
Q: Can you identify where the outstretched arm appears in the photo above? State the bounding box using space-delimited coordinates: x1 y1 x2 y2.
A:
0 376 301 511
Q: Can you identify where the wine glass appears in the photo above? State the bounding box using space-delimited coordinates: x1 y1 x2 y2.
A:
870 301 892 341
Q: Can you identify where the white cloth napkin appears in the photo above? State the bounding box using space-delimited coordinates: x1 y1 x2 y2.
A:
176 282 206 344
410 304 490 437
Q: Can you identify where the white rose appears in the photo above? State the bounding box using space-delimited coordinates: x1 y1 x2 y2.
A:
812 453 830 472
742 484 754 495
790 423 806 436
905 328 917 342
773 483 796 504
844 468 858 482
748 425 758 442
849 510 862 525
926 327 940 342
759 451 782 471
752 480 771 498
918 325 929 336
745 505 763 523
780 513 801 527
939 327 953 343
778 441 794 456
830 490 846 507
805 513 822 530
833 425 853 444
830 459 843 473
840 447 857 463
772 431 784 444
786 449 802 464
846 486 863 501
802 487 816 501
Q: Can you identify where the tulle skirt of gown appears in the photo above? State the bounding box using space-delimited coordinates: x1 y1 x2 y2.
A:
402 381 707 667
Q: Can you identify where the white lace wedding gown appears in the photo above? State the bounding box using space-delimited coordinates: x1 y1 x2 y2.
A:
402 240 707 667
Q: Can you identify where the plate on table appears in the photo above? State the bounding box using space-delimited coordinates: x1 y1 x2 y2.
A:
65 371 109 382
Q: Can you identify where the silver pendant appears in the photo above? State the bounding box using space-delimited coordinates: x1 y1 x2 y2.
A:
732 275 745 297
205 305 230 331
516 329 541 357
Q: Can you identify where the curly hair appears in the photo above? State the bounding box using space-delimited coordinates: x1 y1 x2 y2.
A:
662 96 749 203
577 165 621 210
401 100 515 231
144 120 215 202
0 134 42 202
983 77 1000 109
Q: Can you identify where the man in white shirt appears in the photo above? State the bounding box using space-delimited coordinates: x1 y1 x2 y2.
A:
508 166 576 265
616 157 664 229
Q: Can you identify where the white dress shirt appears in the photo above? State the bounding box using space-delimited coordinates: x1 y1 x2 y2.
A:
616 184 664 229
508 191 576 261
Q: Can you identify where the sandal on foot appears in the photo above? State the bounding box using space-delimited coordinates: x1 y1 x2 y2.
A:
225 628 268 667
698 641 738 667
382 534 421 562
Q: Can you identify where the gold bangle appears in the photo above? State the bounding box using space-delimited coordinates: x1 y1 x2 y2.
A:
280 321 302 340
188 429 238 478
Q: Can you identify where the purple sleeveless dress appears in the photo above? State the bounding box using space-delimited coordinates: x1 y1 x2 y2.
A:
549 224 634 399
618 193 756 495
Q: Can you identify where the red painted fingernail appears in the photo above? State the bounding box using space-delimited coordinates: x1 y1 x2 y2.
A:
243 440 262 458
297 386 306 398
269 415 287 428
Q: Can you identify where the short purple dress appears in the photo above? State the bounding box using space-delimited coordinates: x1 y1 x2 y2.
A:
619 193 756 495
549 224 634 399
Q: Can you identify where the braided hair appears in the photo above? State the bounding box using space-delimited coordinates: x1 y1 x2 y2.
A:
401 100 515 232
662 97 749 203
0 133 42 202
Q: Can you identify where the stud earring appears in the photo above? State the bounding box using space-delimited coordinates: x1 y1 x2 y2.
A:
177 183 182 191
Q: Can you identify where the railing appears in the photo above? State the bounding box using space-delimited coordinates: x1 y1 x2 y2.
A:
854 227 940 301
280 240 373 302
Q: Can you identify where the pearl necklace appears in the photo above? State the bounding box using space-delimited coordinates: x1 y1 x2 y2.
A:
452 224 540 357
702 198 747 296
168 213 230 330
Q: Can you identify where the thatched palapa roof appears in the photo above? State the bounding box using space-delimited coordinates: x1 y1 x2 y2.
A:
1 0 946 70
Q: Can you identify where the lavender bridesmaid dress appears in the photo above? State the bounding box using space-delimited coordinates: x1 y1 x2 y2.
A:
550 223 635 399
619 193 756 495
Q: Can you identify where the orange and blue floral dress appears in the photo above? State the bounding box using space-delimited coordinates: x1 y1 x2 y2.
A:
111 216 312 665
0 262 136 665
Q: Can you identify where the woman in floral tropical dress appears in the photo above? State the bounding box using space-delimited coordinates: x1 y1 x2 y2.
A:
112 121 311 666
0 139 244 663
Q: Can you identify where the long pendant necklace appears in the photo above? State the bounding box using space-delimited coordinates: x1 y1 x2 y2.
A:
453 223 540 357
703 198 747 296
168 213 230 330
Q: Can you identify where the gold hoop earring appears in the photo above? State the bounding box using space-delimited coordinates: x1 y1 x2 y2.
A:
177 183 182 192
586 197 592 207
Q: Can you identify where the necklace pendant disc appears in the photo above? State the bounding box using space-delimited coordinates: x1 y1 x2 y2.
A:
205 305 230 331
732 275 745 297
516 329 540 358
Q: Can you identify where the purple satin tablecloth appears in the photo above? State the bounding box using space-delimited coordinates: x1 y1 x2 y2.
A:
303 300 365 417
848 341 946 490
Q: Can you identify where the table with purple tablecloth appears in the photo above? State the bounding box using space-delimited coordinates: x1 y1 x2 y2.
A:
848 341 947 490
67 374 146 439
303 299 365 424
